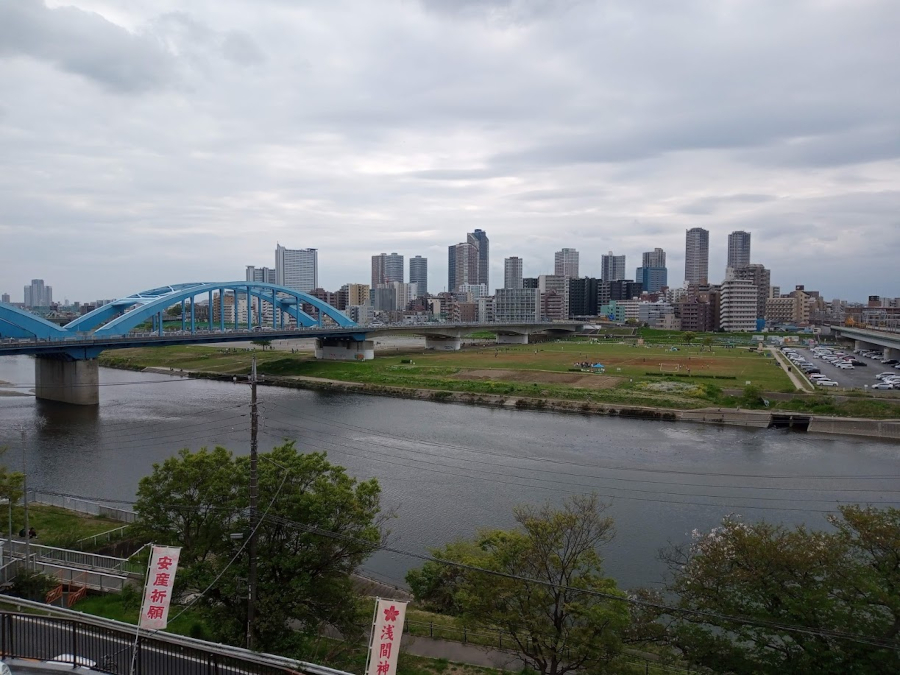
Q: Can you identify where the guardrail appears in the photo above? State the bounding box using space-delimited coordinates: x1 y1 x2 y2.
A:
28 490 135 523
76 524 132 549
0 596 352 675
1 540 143 576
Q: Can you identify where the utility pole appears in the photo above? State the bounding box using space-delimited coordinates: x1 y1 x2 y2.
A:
247 357 258 650
22 428 29 571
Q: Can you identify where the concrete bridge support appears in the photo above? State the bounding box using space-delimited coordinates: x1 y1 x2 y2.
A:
34 357 99 405
425 336 461 351
496 333 529 345
314 338 374 361
884 347 900 362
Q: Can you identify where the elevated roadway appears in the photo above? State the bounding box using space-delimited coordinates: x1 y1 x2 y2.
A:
832 325 900 360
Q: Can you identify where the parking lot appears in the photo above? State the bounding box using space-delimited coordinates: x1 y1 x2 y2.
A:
792 347 900 391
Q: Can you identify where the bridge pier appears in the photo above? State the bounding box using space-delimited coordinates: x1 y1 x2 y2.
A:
34 357 99 406
884 347 899 362
425 336 462 351
314 338 374 361
496 333 529 345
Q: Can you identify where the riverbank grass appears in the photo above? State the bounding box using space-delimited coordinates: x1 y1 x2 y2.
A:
4 504 122 548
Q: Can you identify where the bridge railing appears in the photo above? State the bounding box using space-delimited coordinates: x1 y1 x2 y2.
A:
0 539 142 576
28 490 135 523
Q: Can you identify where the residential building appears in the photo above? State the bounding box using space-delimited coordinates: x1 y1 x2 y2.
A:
23 279 52 308
684 228 709 285
458 283 488 299
467 228 490 290
408 256 428 297
638 301 675 328
476 297 494 323
372 284 397 312
245 265 276 284
538 275 569 318
1 293 9 304
458 302 478 322
346 304 374 325
568 277 600 317
719 278 757 332
643 247 666 269
770 285 781 299
599 280 642 307
448 242 479 292
731 263 770 319
554 248 580 278
523 277 539 289
504 257 524 289
494 288 540 322
601 252 626 281
348 283 370 307
678 298 715 332
727 231 752 272
275 245 317 292
371 252 404 288
764 297 796 324
541 291 566 321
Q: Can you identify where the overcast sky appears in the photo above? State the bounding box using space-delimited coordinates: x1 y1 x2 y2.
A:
1 0 899 303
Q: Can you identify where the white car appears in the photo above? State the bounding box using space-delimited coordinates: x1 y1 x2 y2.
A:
876 372 897 380
809 374 828 381
835 363 854 370
816 380 839 387
871 382 895 390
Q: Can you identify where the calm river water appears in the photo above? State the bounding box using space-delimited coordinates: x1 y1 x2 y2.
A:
1 355 899 591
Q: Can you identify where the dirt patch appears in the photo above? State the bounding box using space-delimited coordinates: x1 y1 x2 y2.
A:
454 368 622 389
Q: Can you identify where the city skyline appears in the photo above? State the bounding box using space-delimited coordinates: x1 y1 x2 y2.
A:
1 1 899 302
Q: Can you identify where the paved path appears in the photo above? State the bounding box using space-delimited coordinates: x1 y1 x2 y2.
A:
768 348 812 392
402 635 528 670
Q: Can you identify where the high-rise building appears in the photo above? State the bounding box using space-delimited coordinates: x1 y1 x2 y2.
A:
719 278 757 332
732 263 771 319
409 256 428 297
504 257 524 289
448 242 478 292
642 247 666 269
371 253 404 288
599 280 642 307
467 228 490 290
275 245 317 292
538 275 569 318
245 265 276 284
727 231 752 271
554 248 579 278
636 267 669 293
601 252 626 282
1 293 9 304
23 279 52 308
494 288 540 322
685 228 709 285
568 277 600 317
348 283 370 307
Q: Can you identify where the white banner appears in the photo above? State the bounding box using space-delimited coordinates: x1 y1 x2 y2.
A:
139 546 181 630
366 599 407 675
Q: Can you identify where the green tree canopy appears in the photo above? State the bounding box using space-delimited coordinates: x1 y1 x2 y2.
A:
407 494 629 675
135 442 386 650
659 506 900 674
0 447 25 506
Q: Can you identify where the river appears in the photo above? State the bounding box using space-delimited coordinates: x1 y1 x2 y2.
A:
1 355 898 591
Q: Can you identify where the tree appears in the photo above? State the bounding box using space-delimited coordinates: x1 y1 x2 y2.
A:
701 336 714 352
0 447 24 506
683 332 697 346
406 495 629 675
166 304 183 317
251 339 272 350
135 442 386 650
659 506 900 674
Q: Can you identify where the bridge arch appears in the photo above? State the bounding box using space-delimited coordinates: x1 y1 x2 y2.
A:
63 282 356 336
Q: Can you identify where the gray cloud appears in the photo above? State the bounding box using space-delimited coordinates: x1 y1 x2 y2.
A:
0 0 174 93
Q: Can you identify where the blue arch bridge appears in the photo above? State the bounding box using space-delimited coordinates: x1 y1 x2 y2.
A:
1 281 581 405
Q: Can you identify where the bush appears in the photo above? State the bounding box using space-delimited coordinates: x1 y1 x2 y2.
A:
11 569 57 601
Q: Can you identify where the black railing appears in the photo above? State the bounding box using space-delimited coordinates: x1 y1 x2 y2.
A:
0 612 300 675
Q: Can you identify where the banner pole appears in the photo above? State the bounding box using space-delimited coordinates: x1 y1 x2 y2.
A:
363 596 380 675
130 543 155 675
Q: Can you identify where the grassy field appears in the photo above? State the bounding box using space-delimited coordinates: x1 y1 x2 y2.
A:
73 592 212 640
4 504 123 548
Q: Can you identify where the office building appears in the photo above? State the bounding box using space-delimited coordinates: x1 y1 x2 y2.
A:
245 265 276 284
599 280 642 307
504 257 523 289
409 256 428 297
371 253 404 288
727 231 752 271
601 252 626 281
685 228 709 284
24 279 53 308
719 278 757 332
275 245 317 292
494 288 540 322
568 277 600 317
467 228 490 290
732 263 770 319
554 248 579 278
448 242 478 292
635 266 668 293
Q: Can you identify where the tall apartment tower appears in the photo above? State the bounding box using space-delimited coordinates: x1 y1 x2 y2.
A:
409 255 428 297
371 252 404 288
642 247 666 269
245 265 276 284
467 229 490 290
636 247 668 293
684 228 710 284
448 242 478 292
24 279 52 307
732 263 771 319
727 231 752 271
554 248 579 278
504 256 524 289
275 245 317 292
601 251 626 281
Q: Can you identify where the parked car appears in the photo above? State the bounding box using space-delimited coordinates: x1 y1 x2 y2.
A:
817 380 839 387
872 382 896 390
876 372 897 380
882 359 899 365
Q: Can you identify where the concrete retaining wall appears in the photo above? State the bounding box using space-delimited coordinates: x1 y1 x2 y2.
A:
808 417 900 440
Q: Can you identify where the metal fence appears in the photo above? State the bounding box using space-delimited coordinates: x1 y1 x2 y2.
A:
0 539 143 576
76 525 133 550
28 491 136 523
